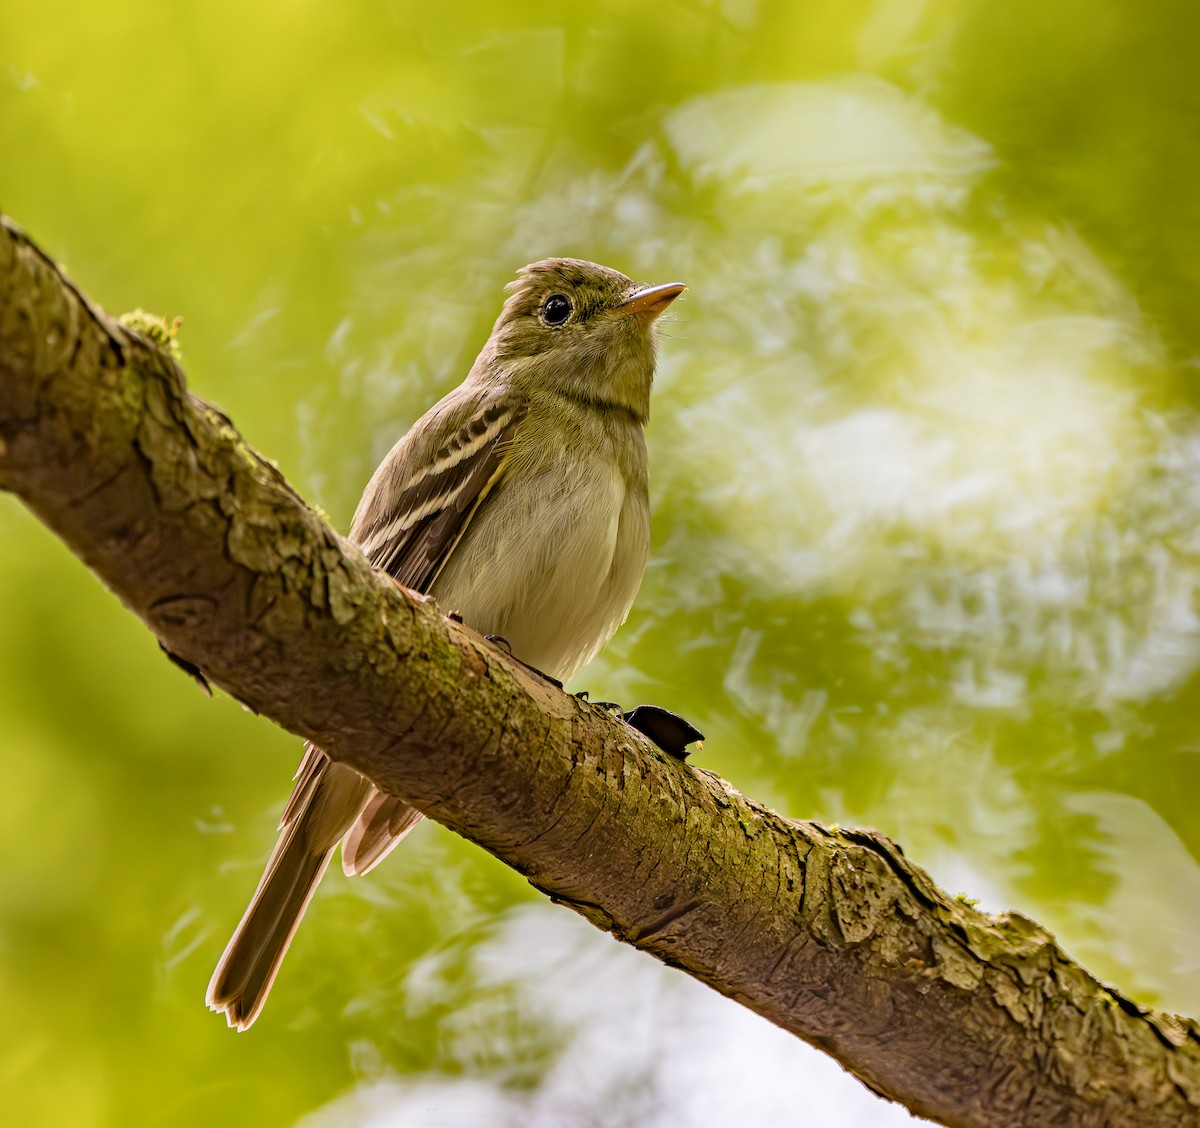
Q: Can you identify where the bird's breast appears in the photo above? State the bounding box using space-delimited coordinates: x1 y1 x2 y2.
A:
431 428 649 684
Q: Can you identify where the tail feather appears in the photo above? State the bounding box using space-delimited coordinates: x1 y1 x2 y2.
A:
206 840 336 1030
342 790 424 876
207 759 371 1030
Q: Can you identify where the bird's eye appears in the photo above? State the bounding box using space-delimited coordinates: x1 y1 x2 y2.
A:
540 293 573 327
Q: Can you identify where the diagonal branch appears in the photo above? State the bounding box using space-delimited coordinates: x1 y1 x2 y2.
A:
1 216 1197 1128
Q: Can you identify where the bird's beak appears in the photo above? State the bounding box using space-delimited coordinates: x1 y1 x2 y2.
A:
618 281 687 319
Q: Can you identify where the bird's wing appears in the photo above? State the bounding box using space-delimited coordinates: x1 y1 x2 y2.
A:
338 387 526 874
352 391 526 591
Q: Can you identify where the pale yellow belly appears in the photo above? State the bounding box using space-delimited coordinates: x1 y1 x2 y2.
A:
432 456 649 683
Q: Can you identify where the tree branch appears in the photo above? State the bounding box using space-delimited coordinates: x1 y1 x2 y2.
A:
2 215 1197 1128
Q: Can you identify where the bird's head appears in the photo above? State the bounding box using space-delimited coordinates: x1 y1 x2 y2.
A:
484 258 685 421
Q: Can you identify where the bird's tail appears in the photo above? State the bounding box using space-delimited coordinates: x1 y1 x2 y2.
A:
206 757 370 1030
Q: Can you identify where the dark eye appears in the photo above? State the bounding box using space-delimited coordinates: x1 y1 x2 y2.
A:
540 293 573 327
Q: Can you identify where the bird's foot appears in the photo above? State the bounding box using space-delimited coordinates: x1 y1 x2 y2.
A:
485 635 564 689
575 690 622 712
575 693 704 760
159 642 212 696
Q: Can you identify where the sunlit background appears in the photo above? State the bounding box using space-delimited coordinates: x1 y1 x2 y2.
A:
3 3 1199 1125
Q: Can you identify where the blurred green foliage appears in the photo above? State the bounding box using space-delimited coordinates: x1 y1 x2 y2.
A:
3 2 1199 1125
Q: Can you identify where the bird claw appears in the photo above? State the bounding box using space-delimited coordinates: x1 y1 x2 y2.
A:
159 642 212 696
577 694 704 759
490 650 703 757
485 635 563 689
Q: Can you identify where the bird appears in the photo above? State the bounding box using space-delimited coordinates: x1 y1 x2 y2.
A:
206 258 685 1029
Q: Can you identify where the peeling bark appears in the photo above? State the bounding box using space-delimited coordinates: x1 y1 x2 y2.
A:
2 216 1198 1128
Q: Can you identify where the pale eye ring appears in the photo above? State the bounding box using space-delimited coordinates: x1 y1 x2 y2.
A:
540 293 573 327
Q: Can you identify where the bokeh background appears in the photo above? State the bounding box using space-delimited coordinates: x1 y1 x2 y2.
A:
3 3 1199 1125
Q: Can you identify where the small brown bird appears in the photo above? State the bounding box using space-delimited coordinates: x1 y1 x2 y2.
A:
207 258 685 1029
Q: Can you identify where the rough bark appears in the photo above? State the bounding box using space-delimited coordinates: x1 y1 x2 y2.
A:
1 215 1197 1128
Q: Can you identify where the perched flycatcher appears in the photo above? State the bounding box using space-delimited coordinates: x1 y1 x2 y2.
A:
207 258 685 1029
